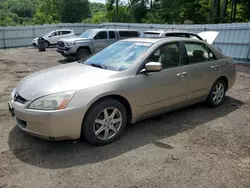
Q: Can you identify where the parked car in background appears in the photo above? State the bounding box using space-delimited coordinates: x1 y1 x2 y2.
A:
32 29 75 48
141 30 219 45
9 37 236 145
57 29 141 60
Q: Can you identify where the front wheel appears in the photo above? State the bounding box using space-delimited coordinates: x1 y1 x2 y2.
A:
206 79 226 107
45 41 50 48
82 99 127 146
76 48 90 61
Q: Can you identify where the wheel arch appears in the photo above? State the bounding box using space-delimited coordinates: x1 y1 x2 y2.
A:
216 76 228 91
77 46 92 54
83 94 133 125
44 40 50 45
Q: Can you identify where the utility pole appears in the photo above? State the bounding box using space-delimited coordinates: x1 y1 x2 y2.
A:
116 0 119 22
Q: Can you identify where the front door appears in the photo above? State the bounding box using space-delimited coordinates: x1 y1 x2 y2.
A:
93 31 108 52
135 42 188 117
182 42 221 100
49 31 60 44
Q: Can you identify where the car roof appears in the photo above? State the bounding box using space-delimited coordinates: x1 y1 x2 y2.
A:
143 30 197 35
122 37 206 44
55 29 73 32
87 28 139 32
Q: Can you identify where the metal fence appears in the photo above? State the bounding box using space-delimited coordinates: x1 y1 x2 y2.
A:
0 22 250 63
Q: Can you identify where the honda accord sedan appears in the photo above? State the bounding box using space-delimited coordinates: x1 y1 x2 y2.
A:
8 37 236 145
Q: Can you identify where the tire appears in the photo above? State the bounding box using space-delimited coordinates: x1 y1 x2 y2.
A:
82 99 127 146
206 79 226 107
45 41 50 48
76 48 90 61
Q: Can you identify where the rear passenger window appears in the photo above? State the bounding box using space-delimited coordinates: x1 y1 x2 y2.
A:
94 31 107 39
184 43 217 64
109 31 116 39
119 31 139 38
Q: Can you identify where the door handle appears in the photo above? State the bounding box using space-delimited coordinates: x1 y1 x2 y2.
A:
211 65 219 69
177 72 188 78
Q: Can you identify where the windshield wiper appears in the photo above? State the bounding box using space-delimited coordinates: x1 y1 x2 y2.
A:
90 63 107 69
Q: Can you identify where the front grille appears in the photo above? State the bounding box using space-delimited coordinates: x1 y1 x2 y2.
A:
14 93 27 104
16 117 27 129
57 41 65 48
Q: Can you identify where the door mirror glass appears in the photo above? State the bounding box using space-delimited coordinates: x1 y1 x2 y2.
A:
209 52 213 58
143 62 162 73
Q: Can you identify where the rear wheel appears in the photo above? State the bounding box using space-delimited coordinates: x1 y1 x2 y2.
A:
82 99 127 146
206 79 226 107
76 48 90 61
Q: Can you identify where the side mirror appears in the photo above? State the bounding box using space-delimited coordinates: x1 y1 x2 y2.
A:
48 35 52 38
142 62 162 73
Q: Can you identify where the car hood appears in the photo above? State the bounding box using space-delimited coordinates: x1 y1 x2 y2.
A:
59 37 91 43
16 63 118 101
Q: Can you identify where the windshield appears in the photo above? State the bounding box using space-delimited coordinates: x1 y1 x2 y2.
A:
43 31 54 37
79 30 97 39
81 41 153 71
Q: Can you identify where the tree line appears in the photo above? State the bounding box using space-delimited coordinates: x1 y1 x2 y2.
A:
0 0 249 26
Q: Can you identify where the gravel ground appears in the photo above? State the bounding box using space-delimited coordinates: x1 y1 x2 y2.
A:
0 48 249 188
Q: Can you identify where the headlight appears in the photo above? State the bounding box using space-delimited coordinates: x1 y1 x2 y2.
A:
28 91 75 110
66 41 76 46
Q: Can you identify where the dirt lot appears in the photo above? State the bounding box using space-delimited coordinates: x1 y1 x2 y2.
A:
0 48 249 188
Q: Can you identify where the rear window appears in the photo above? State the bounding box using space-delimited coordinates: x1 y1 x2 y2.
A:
165 33 188 38
118 31 139 38
141 32 161 37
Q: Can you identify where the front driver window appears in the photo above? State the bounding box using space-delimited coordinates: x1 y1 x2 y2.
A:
51 32 58 37
147 43 181 69
94 31 107 40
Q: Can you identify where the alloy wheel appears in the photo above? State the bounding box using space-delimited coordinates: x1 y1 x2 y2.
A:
212 83 225 104
93 107 122 140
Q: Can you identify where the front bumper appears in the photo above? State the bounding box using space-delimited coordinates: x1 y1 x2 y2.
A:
57 47 76 57
8 100 86 140
32 41 38 47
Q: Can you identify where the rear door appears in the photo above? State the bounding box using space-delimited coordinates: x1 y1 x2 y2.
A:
182 42 221 100
93 31 108 52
